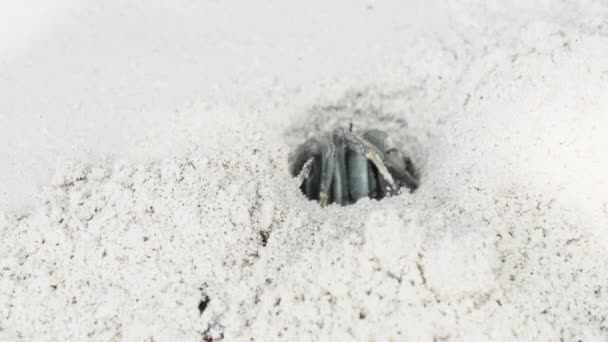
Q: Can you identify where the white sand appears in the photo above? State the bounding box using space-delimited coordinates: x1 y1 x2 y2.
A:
2 1 608 341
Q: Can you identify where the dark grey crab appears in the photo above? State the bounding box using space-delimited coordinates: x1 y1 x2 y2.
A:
289 127 419 206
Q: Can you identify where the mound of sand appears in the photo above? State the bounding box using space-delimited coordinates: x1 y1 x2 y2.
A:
2 3 608 341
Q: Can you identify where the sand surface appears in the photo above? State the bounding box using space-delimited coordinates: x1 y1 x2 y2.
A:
1 1 608 341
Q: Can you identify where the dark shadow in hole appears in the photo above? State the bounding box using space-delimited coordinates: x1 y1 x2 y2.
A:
260 230 270 247
198 295 210 315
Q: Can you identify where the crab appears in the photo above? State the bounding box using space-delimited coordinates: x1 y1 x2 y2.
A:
289 126 419 206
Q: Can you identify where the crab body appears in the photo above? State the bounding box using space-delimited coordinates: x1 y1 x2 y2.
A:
289 127 418 206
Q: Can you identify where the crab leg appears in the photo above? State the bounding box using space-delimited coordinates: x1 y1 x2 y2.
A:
346 148 370 202
331 133 349 206
383 153 419 191
363 129 419 191
367 162 378 199
318 135 336 206
339 129 397 195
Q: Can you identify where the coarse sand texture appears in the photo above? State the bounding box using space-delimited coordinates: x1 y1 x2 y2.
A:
2 2 608 341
